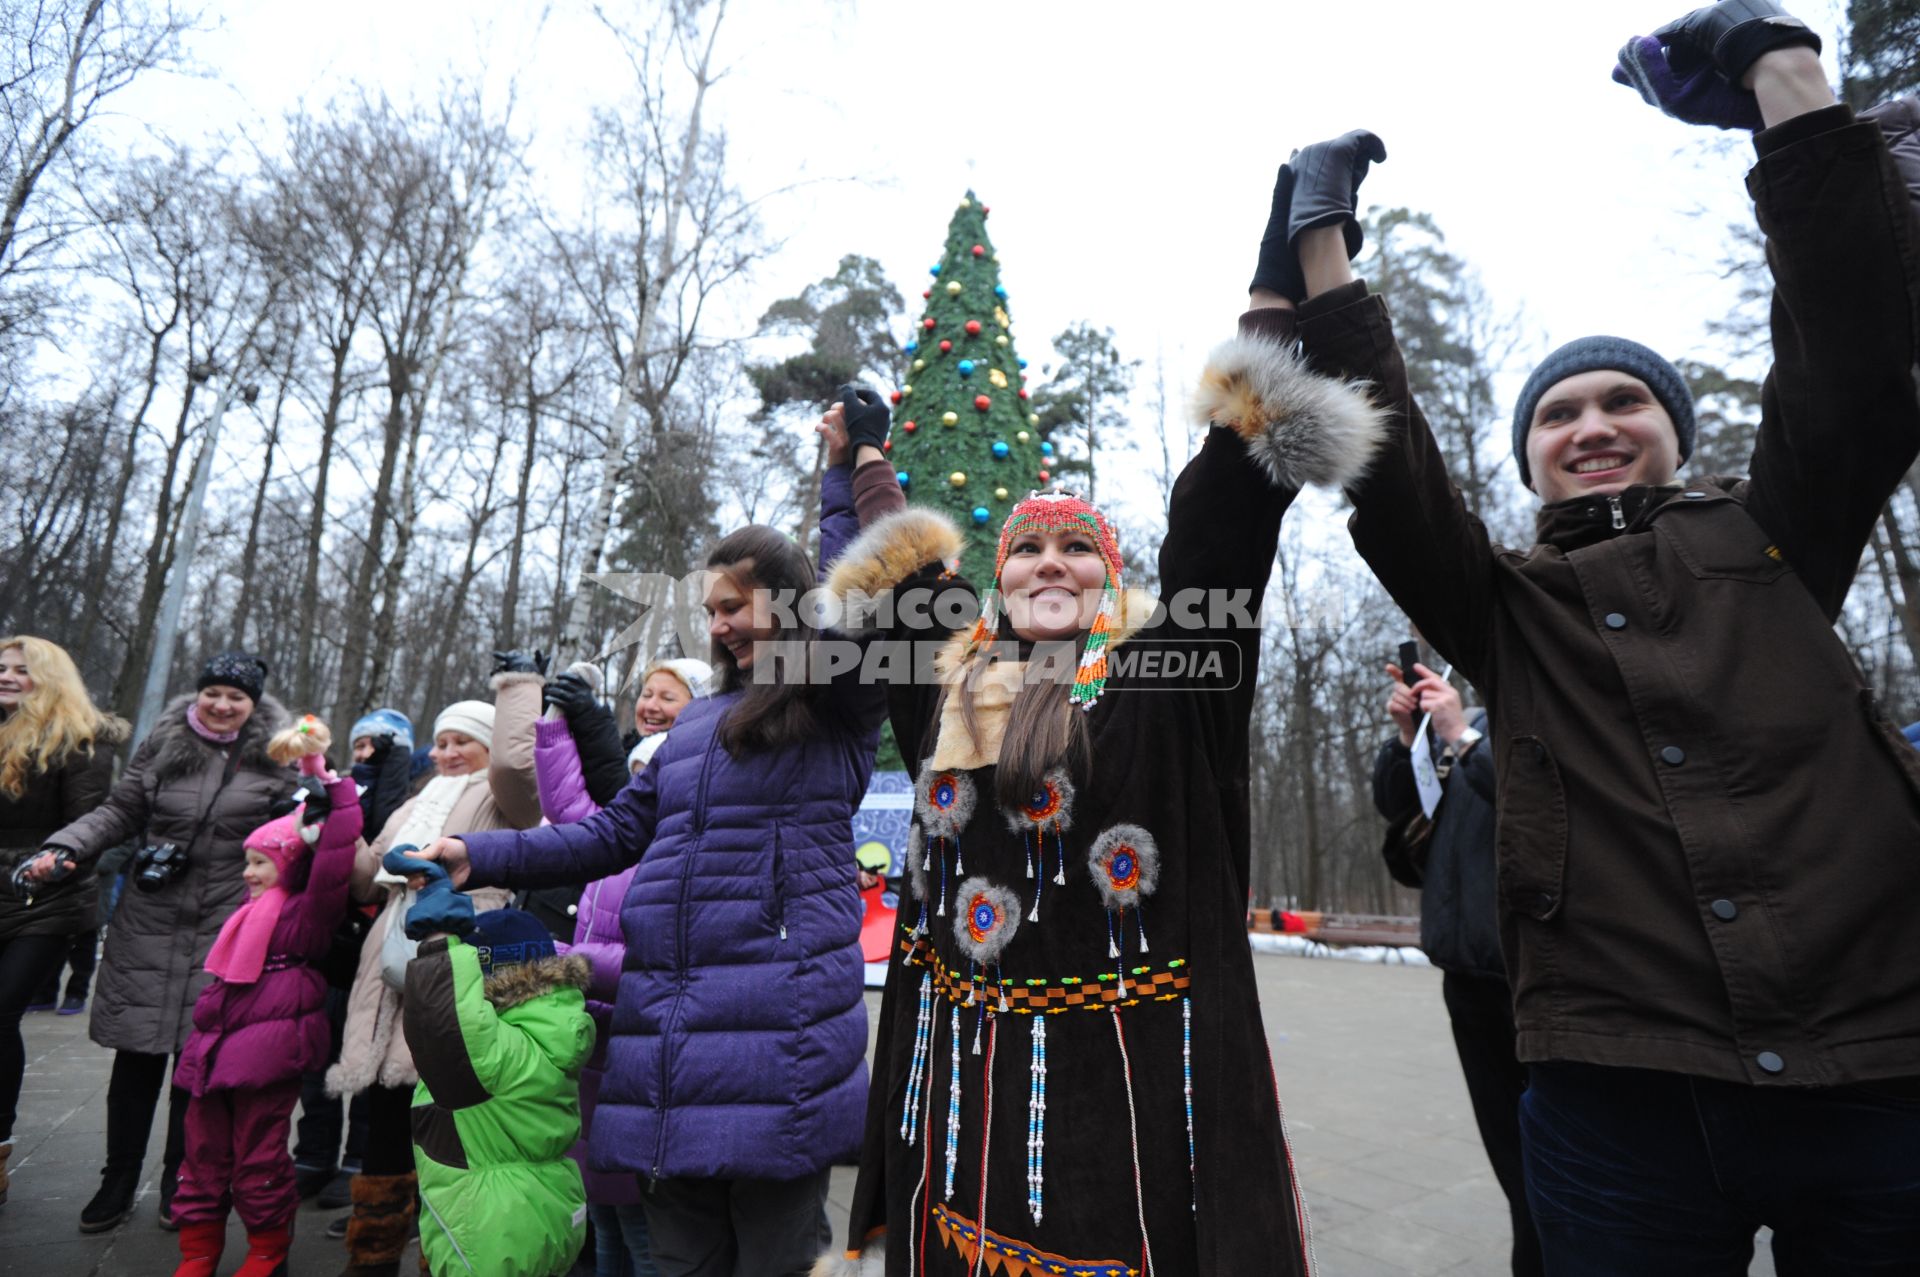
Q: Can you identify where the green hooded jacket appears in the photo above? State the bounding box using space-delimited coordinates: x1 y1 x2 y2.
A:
404 935 595 1277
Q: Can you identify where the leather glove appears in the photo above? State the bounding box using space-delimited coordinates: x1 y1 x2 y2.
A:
1248 161 1306 301
1654 0 1820 86
296 775 333 828
837 384 891 453
491 649 550 677
542 670 599 723
384 847 476 940
365 732 396 764
1287 130 1387 259
1614 35 1764 129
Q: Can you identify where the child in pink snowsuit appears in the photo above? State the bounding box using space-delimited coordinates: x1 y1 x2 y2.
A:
170 717 363 1277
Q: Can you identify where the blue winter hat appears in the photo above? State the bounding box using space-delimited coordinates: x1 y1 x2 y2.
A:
349 707 414 750
1511 336 1695 490
468 908 556 975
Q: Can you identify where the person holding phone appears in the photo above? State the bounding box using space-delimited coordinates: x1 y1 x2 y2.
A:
1373 653 1536 1275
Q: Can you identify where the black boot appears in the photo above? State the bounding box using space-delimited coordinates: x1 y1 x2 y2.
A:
78 1165 141 1233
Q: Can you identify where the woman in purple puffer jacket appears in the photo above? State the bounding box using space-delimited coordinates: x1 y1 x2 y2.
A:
418 449 881 1277
534 657 710 1277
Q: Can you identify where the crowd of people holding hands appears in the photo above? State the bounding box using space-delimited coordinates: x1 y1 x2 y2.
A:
0 4 1917 1274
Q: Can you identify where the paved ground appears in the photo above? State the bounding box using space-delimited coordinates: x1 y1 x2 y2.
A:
3 953 1776 1276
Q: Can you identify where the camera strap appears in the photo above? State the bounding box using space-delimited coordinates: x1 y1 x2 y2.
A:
184 744 248 856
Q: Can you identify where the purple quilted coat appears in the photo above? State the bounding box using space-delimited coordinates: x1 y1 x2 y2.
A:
174 772 363 1095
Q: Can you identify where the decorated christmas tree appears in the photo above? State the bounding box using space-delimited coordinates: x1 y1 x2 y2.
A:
890 191 1054 583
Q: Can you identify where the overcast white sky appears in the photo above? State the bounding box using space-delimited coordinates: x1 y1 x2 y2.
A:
101 0 1848 531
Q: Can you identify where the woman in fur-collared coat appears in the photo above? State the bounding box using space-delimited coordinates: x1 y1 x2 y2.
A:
42 651 292 1233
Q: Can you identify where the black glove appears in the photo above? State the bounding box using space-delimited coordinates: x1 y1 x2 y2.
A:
1287 129 1388 260
1655 0 1820 86
491 649 549 677
542 670 599 723
837 384 891 453
296 775 332 828
1248 161 1305 301
365 732 396 764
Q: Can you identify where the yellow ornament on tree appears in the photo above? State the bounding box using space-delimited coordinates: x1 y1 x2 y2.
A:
1016 430 1029 443
1028 413 1040 426
994 486 1009 500
942 411 959 426
945 280 963 295
996 335 1009 347
913 358 926 371
949 471 967 488
988 368 1008 389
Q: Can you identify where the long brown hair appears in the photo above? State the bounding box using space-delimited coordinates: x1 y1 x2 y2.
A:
0 636 126 799
707 526 822 757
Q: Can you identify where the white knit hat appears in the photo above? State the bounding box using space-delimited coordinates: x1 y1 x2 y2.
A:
644 657 714 699
433 700 496 750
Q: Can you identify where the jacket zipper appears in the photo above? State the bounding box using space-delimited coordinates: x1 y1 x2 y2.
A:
1607 495 1626 530
771 827 787 942
418 1190 477 1274
652 721 720 1186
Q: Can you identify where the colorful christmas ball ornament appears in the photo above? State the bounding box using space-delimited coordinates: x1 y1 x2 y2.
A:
883 440 892 452
958 359 975 376
950 471 967 488
972 506 990 525
942 411 959 427
1017 387 1029 400
902 384 913 396
989 368 1009 389
890 390 903 405
969 492 1124 712
1029 413 1041 426
992 441 1010 459
922 290 931 300
898 470 911 486
959 197 972 209
965 320 983 336
994 486 1009 500
974 395 991 411
939 340 952 354
994 284 1008 299
1016 430 1029 443
1040 441 1054 456
1017 358 1029 369
914 358 927 371
923 317 936 330
996 335 1009 347
930 264 942 276
946 281 963 295
903 420 917 433
905 340 919 354
971 244 985 257
1038 469 1050 483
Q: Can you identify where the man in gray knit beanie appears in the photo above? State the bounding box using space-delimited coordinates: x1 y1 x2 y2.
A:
1509 335 1698 495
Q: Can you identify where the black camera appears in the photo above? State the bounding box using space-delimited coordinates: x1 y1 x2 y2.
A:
133 843 189 893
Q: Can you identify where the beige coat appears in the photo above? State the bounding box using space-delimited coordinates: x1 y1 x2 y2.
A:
326 672 543 1095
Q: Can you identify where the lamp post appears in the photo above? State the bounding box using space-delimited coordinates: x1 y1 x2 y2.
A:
132 368 261 745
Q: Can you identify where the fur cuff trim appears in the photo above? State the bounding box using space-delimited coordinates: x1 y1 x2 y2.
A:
810 1234 885 1277
489 670 546 692
482 953 591 1011
1192 334 1388 490
826 508 964 611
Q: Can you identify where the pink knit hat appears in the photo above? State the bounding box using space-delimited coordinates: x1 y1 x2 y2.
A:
244 811 313 877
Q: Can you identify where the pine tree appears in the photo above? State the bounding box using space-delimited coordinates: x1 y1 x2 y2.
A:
890 191 1054 583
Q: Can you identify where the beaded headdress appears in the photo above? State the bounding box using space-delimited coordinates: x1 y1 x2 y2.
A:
967 489 1123 711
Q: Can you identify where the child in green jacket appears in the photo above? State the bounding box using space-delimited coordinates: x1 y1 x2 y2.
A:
391 850 594 1277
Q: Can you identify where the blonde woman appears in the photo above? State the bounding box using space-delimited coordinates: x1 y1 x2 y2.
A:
0 636 127 1207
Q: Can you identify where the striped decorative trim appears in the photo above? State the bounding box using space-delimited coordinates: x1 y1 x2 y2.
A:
899 933 1190 1012
931 1203 1138 1277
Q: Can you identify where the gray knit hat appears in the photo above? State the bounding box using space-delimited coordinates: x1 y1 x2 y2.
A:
1511 336 1695 489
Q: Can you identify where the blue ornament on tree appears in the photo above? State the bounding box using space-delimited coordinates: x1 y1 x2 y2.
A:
897 470 911 487
957 359 975 376
929 264 942 276
972 506 991 525
905 340 918 354
991 441 1010 459
1040 441 1055 457
1017 358 1029 370
994 284 1008 299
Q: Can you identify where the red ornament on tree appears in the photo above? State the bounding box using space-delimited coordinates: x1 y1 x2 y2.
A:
965 320 982 336
922 317 936 330
922 289 931 299
974 394 991 411
903 420 917 433
1017 387 1029 400
939 340 952 353
971 244 985 257
890 390 903 404
883 439 892 452
1038 469 1050 483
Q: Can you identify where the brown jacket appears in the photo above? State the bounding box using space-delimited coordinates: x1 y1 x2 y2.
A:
47 695 293 1054
326 672 541 1095
1313 106 1920 1087
0 718 126 941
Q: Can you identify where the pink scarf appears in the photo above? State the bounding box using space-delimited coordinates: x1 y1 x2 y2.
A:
187 704 241 744
204 804 313 985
